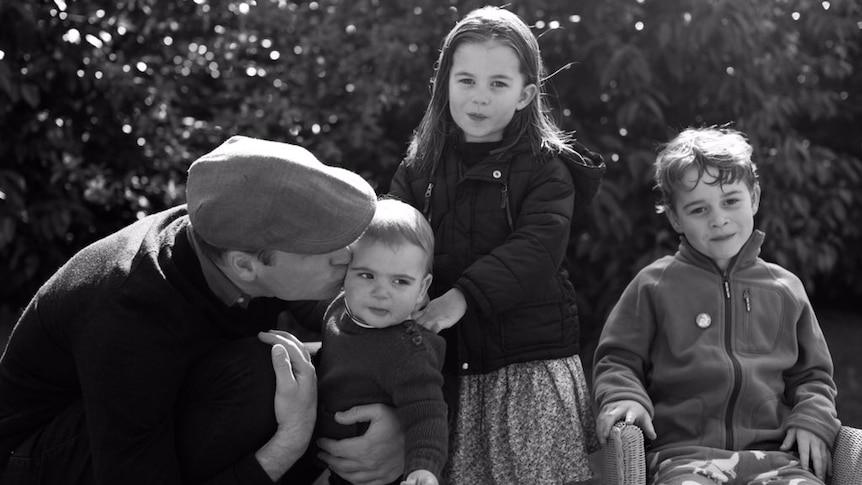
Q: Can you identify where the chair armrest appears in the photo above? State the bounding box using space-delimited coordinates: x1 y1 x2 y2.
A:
831 425 862 485
601 421 646 485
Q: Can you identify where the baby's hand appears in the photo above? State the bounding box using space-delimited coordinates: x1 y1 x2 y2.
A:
401 469 438 485
781 427 831 481
412 288 466 333
596 399 656 445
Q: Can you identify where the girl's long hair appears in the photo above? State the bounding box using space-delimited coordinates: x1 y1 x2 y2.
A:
404 6 575 173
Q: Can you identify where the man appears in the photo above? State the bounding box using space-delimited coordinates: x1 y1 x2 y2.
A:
0 136 404 484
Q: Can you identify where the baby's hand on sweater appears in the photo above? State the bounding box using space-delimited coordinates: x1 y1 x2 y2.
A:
401 469 438 485
596 400 656 445
781 427 831 481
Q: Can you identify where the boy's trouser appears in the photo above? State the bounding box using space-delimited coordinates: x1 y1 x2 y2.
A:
0 337 321 484
648 446 824 485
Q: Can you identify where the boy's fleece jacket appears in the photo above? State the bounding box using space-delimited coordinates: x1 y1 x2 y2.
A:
593 230 840 453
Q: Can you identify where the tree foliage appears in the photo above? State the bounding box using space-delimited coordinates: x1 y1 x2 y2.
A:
1 0 861 335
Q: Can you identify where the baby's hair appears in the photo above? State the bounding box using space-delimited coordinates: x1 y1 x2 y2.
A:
360 197 434 273
404 6 575 173
654 126 759 214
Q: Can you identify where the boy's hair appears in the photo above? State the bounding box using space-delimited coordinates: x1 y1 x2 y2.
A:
404 6 575 173
654 127 759 214
360 198 434 273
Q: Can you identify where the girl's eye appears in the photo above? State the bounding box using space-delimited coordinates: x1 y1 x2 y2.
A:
458 78 474 85
491 81 508 88
394 278 410 286
688 207 706 216
359 273 374 280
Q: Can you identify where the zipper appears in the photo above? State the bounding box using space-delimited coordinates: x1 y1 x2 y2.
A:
422 182 434 223
722 272 742 450
500 184 513 230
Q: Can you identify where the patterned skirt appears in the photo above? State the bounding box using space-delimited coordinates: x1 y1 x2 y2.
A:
443 355 599 485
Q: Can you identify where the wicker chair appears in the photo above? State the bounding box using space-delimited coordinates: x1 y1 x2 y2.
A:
601 422 862 485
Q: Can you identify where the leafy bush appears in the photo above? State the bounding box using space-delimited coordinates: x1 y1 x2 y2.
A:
1 0 860 338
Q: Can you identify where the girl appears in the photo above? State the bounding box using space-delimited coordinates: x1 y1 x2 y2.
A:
389 6 605 484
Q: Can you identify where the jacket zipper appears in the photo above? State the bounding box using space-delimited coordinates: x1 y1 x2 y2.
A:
422 182 434 224
723 272 742 450
500 183 513 230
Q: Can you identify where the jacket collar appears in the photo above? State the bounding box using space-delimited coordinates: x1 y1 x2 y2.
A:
678 229 766 274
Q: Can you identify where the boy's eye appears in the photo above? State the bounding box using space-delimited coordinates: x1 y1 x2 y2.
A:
688 207 706 216
393 278 411 286
491 80 508 88
358 272 374 280
724 198 740 206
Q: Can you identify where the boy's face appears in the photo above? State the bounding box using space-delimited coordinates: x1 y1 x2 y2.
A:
667 166 760 271
343 238 432 329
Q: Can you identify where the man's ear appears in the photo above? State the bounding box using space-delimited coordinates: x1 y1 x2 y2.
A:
516 83 538 111
224 250 258 282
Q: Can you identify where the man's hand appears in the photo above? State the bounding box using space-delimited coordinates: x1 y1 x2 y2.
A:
412 288 466 333
596 400 656 446
254 331 318 481
401 469 438 485
317 403 405 485
781 427 831 481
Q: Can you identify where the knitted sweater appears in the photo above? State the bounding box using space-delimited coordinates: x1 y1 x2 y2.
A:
317 294 448 480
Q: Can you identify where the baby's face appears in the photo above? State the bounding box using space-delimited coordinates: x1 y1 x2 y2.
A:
343 239 431 328
667 166 760 270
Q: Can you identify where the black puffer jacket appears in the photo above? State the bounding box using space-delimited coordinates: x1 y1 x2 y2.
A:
389 138 604 375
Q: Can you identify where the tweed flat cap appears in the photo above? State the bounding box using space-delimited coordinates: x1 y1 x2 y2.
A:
186 135 376 254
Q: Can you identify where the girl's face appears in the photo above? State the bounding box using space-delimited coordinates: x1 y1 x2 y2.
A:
447 40 537 143
667 166 760 271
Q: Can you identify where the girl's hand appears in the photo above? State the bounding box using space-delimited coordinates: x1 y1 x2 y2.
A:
412 288 466 333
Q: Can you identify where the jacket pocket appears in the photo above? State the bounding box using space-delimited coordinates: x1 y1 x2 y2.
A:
745 394 789 446
652 394 706 446
499 300 569 352
736 285 785 354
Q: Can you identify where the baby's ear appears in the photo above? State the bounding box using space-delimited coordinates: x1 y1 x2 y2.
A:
419 273 433 297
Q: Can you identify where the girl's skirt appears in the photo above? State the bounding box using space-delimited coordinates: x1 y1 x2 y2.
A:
443 354 599 485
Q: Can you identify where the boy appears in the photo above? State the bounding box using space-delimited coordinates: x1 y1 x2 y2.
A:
593 127 840 485
317 198 447 485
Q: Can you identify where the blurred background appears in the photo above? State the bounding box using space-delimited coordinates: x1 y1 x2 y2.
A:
1 0 860 425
